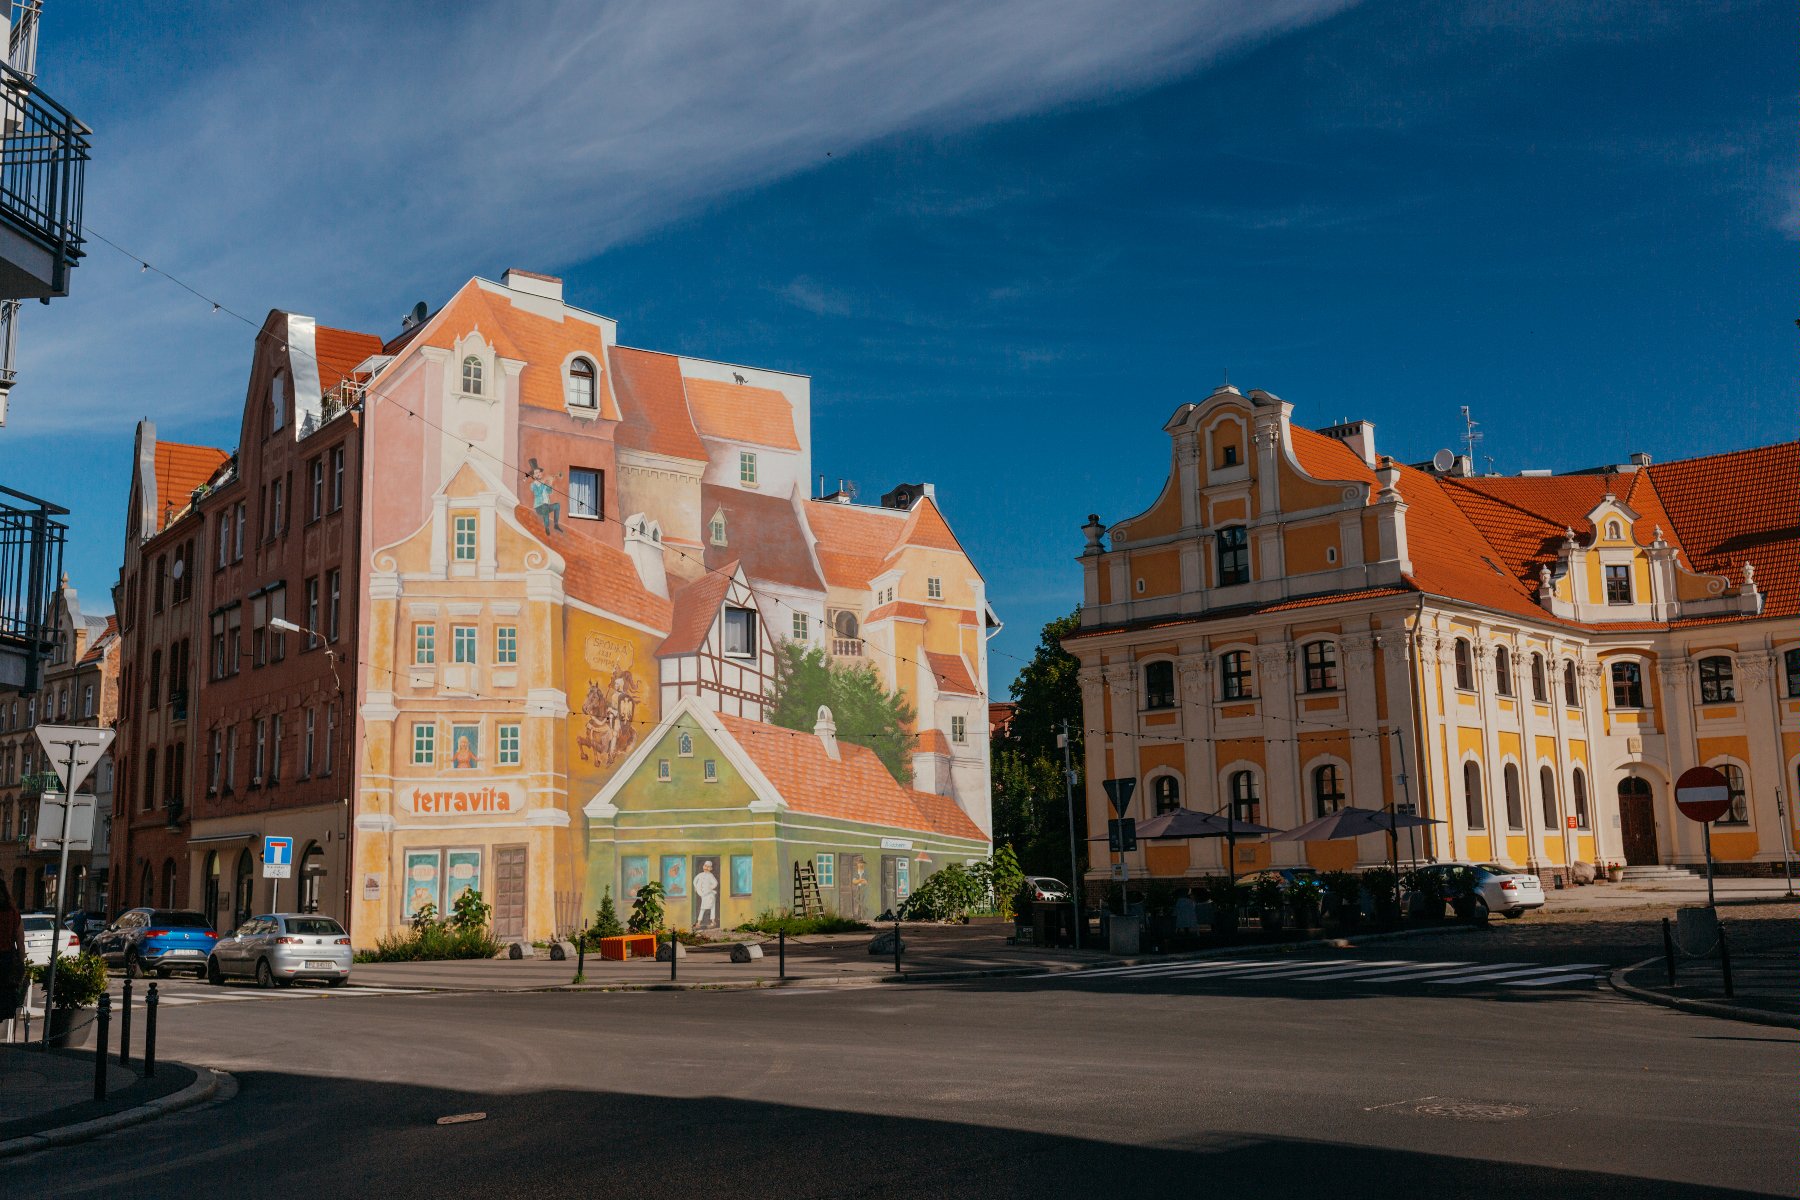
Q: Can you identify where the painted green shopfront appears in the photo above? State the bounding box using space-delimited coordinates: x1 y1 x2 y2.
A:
583 698 989 929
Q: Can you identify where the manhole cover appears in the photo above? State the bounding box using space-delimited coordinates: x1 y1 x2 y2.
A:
1412 1100 1531 1120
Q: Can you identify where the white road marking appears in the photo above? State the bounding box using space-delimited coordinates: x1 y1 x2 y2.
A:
1036 957 1607 991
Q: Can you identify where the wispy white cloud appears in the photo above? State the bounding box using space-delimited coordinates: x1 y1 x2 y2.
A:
10 0 1353 436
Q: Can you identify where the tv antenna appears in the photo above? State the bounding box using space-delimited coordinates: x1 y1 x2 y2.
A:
1459 406 1483 466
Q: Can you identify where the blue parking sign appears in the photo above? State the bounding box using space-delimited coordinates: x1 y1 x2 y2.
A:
263 835 294 879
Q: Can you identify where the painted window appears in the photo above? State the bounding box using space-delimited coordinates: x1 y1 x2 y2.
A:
270 370 286 433
1530 653 1547 702
567 357 598 409
1463 761 1485 830
1503 763 1523 830
927 577 942 600
1302 641 1337 692
1539 765 1557 830
1219 651 1253 700
324 706 336 775
1228 770 1259 823
209 730 222 792
1563 659 1579 706
723 607 757 658
1610 661 1644 709
1786 648 1800 698
739 452 758 486
951 715 967 744
495 626 518 664
1313 764 1345 817
1572 767 1589 829
730 854 752 896
453 625 478 664
816 853 835 887
1143 660 1175 709
461 356 483 395
1216 525 1249 586
453 515 478 562
412 723 435 766
895 858 910 900
678 731 693 757
791 612 808 640
1718 763 1749 825
449 725 480 769
1453 639 1473 690
253 719 267 783
1153 775 1180 815
498 723 520 766
1697 656 1735 704
703 759 717 783
569 468 602 519
1606 520 1622 540
710 511 727 546
306 579 321 649
657 759 671 782
1221 443 1238 466
303 708 316 776
1604 563 1632 605
414 624 436 664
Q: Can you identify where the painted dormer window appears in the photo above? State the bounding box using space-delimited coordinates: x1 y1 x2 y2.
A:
723 607 757 659
709 509 727 546
1604 564 1632 605
461 355 484 395
567 357 598 409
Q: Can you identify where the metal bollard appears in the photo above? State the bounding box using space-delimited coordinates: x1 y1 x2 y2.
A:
1662 917 1677 985
118 975 133 1067
93 993 111 1101
893 918 902 975
143 982 159 1078
669 932 677 982
575 921 586 984
1719 924 1733 999
778 929 785 980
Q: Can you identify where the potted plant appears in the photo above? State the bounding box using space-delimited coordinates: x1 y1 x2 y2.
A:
1363 866 1401 925
1606 861 1625 883
1403 868 1445 922
1288 877 1321 930
1208 877 1242 938
31 952 110 1049
1320 870 1363 931
1447 866 1488 924
1250 876 1285 935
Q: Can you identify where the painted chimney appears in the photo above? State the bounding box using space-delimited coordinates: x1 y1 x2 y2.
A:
622 513 667 598
814 705 840 760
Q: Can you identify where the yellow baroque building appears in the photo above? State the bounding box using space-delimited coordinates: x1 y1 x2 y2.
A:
1067 385 1799 882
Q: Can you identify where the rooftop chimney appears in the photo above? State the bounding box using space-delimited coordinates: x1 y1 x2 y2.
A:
1319 419 1377 467
502 269 564 302
814 705 840 760
1629 451 1652 467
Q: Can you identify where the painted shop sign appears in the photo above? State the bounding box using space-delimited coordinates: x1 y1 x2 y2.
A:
880 837 913 850
400 781 521 816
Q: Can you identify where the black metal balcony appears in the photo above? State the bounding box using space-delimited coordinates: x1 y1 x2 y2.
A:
0 483 65 692
0 60 88 299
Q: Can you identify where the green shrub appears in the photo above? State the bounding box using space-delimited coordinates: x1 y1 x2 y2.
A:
1249 876 1285 910
31 952 109 1009
1320 870 1363 910
898 862 986 921
1362 867 1400 910
356 911 503 963
628 881 665 933
1208 877 1243 910
735 909 868 936
450 886 492 932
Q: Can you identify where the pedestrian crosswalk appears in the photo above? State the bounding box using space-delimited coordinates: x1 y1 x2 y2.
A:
1038 957 1608 990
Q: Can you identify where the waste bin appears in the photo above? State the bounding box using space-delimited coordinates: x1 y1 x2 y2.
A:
1107 912 1142 956
1031 901 1076 948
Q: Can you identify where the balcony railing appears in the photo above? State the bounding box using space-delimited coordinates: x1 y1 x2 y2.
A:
0 483 66 692
831 637 864 658
0 60 89 297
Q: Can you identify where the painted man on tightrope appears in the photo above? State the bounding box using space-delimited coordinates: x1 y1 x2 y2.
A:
526 458 563 535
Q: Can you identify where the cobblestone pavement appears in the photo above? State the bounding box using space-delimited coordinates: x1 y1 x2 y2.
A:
1396 901 1798 966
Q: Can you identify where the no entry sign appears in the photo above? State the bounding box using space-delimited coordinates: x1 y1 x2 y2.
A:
1674 766 1731 823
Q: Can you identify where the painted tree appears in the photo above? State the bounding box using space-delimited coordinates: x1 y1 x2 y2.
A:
767 643 917 783
991 607 1086 878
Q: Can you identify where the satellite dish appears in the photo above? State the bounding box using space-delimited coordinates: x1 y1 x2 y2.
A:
411 301 428 324
1431 448 1455 473
171 559 185 580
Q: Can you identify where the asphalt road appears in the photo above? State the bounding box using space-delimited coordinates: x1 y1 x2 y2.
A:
13 957 1792 1199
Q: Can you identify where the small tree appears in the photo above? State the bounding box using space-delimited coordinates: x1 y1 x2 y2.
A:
592 887 625 939
988 844 1025 916
450 886 492 933
628 881 666 933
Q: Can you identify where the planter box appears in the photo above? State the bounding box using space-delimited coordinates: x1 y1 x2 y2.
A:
48 1007 96 1050
599 934 658 961
1107 913 1142 956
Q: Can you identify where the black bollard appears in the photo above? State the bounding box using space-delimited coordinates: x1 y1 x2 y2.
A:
144 982 159 1078
893 918 902 975
669 932 677 982
575 921 586 984
119 974 133 1067
1662 917 1677 985
1719 923 1733 999
93 993 111 1101
778 929 785 980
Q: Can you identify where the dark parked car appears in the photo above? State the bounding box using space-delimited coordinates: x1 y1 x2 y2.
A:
89 908 219 978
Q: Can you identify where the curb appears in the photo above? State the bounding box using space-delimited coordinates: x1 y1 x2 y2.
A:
0 1065 231 1159
1607 959 1800 1031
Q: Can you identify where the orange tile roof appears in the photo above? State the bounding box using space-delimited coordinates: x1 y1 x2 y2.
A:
420 284 620 419
1289 426 1377 489
1647 440 1799 620
887 496 967 558
315 325 384 389
78 616 118 665
153 440 230 531
701 485 825 592
915 728 952 755
866 600 930 623
683 377 800 451
803 500 905 590
925 650 979 696
716 713 986 843
658 568 734 658
611 346 708 461
523 506 672 630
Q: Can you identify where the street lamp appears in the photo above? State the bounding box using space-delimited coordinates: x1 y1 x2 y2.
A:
269 617 339 694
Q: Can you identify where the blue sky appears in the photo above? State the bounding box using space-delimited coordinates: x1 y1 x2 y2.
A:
3 1 1793 687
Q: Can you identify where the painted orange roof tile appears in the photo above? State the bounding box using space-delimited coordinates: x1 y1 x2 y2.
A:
804 500 905 590
1289 426 1377 489
866 600 930 623
925 650 979 696
683 377 800 451
915 728 952 755
420 284 620 419
701 485 825 592
523 505 672 630
611 346 708 461
658 568 734 658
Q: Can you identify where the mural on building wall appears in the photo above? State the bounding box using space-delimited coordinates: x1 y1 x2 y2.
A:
691 855 721 929
574 630 644 768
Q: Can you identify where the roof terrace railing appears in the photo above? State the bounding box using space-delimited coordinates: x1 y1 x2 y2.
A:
0 59 89 293
0 482 66 692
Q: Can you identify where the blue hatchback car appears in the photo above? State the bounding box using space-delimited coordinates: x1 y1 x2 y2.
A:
89 907 219 978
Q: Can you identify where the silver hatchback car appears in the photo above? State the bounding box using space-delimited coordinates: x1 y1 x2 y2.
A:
207 913 353 988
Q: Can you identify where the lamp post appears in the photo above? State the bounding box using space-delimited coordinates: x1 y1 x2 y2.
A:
269 616 342 921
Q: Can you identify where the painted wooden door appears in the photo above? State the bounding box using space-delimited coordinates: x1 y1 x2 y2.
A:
494 846 528 942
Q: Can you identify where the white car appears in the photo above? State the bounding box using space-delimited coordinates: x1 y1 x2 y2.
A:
22 912 81 966
1410 863 1546 919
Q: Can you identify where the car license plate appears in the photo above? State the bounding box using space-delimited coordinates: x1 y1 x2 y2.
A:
305 960 338 970
166 949 202 957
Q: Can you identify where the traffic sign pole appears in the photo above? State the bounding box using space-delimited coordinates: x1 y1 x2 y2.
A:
1702 822 1714 909
1674 766 1731 912
40 740 79 1046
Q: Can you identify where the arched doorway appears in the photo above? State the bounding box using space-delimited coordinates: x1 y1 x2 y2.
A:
1617 776 1657 866
298 842 326 913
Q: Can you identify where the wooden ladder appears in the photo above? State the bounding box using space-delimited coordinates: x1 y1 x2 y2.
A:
792 861 823 918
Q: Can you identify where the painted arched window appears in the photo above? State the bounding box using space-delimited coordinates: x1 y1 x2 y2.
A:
1539 765 1557 830
1530 653 1547 702
1610 661 1644 708
1153 775 1180 815
1571 768 1590 829
1143 660 1176 710
1503 763 1523 830
1302 641 1338 693
1228 770 1260 824
1494 646 1513 697
1697 656 1735 704
1219 651 1253 700
461 355 484 395
833 611 859 640
1313 763 1345 817
1718 763 1748 825
1462 760 1485 830
1606 520 1622 540
567 357 598 408
1563 659 1579 706
1453 638 1473 690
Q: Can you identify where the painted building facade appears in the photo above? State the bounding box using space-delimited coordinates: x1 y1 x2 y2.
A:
1068 385 1799 881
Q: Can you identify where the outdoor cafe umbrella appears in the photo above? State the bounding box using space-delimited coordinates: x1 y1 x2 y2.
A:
1270 805 1443 878
1134 806 1282 888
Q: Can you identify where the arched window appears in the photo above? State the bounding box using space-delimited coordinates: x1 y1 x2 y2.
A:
1313 763 1345 817
1563 659 1579 706
234 850 255 927
162 858 178 907
1503 763 1523 830
1718 764 1748 825
1494 647 1513 697
1453 638 1473 690
1462 760 1485 830
1539 766 1557 829
203 851 221 930
1530 653 1547 702
1302 641 1338 693
461 355 484 395
1153 775 1180 815
1610 661 1644 708
299 842 326 913
1571 768 1590 829
1216 525 1249 586
1219 651 1253 700
833 611 859 640
1697 656 1735 704
1143 660 1176 710
567 357 598 409
139 862 155 906
1228 770 1259 824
